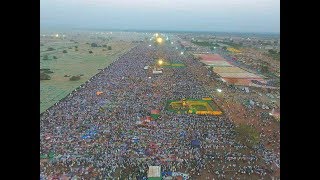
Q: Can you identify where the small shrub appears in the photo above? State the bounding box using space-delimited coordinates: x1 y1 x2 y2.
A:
42 55 49 60
47 47 55 51
89 50 93 54
53 56 58 59
44 70 54 73
40 68 54 73
91 43 98 47
107 46 112 50
69 75 81 81
40 72 51 80
63 50 67 53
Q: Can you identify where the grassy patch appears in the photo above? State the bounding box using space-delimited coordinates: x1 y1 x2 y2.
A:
40 40 134 113
234 124 260 149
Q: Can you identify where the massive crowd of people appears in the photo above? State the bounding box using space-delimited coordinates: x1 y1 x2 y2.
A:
40 43 279 179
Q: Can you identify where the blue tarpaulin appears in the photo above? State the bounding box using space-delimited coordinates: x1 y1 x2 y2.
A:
81 126 98 140
180 131 186 137
161 171 173 176
191 139 200 148
132 137 139 143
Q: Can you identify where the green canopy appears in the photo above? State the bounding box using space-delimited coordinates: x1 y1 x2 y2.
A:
48 152 55 159
150 114 160 119
40 154 48 159
191 108 197 114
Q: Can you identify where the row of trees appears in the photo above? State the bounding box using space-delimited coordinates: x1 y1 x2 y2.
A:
222 41 243 49
191 40 220 48
91 43 112 50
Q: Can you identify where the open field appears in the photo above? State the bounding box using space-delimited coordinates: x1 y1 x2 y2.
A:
41 38 280 179
40 36 135 113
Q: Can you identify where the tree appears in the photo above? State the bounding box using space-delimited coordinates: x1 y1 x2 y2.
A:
69 75 81 81
107 46 112 50
47 47 55 51
40 72 51 80
53 56 58 59
268 49 277 54
91 43 98 47
63 50 67 53
43 55 49 60
89 50 93 54
222 46 227 50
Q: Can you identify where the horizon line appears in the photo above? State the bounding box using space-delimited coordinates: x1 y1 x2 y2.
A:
40 26 279 35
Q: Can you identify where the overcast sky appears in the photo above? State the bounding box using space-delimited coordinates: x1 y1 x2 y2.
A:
40 0 279 33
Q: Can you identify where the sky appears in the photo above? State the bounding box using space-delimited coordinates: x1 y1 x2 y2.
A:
40 0 280 33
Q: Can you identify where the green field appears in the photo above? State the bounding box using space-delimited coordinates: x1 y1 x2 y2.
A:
40 38 134 113
190 104 207 111
165 99 220 114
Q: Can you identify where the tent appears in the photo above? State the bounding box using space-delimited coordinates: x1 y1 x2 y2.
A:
191 139 200 148
148 166 162 180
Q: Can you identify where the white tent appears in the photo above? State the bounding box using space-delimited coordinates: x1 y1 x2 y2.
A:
148 166 161 178
153 70 163 74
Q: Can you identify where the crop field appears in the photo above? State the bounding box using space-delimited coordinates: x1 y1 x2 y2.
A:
40 37 135 113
